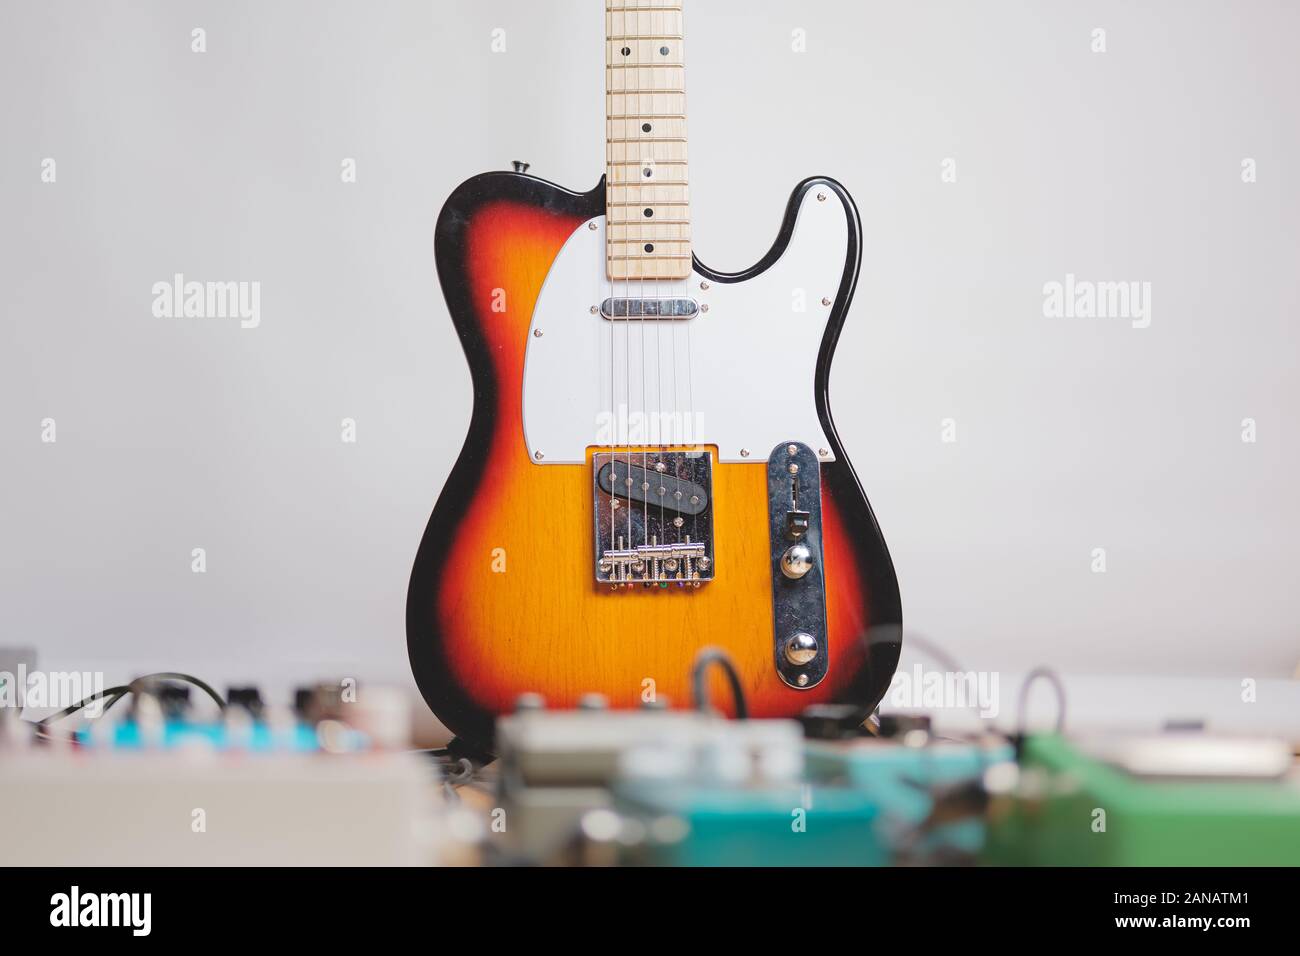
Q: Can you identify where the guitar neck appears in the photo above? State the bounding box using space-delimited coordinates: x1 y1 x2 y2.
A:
605 0 692 280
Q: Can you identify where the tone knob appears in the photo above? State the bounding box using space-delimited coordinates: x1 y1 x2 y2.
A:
784 632 819 666
780 542 814 579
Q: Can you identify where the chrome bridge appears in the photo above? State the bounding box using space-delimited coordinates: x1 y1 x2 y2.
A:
592 449 715 587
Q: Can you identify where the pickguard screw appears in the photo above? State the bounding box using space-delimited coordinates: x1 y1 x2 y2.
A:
699 280 710 290
590 305 598 314
654 462 667 473
588 222 597 230
821 297 832 307
534 450 544 460
816 192 827 202
700 304 709 313
819 448 830 458
533 328 543 337
672 517 684 528
740 448 750 457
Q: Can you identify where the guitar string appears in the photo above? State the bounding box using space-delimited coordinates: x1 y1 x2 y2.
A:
626 3 636 574
655 18 665 572
650 0 681 580
666 12 679 582
629 0 640 572
638 12 649 570
642 7 655 580
639 18 670 580
674 0 688 580
607 2 618 577
678 0 698 582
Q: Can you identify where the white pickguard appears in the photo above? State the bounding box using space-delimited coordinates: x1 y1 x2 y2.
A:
523 188 844 464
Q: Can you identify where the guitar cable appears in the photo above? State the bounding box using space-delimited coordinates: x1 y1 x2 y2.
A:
689 647 748 719
31 671 226 744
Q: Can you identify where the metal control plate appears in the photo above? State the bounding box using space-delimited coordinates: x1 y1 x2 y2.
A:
767 441 829 688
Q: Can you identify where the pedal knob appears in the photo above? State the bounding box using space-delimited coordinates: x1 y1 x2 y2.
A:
514 692 546 712
784 632 819 666
780 542 814 579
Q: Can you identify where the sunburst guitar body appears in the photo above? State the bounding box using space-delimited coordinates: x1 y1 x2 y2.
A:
407 4 900 758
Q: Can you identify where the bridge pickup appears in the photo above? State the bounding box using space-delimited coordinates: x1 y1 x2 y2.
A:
596 460 708 516
599 297 699 320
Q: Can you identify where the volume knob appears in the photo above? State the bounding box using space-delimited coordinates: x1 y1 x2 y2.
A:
784 632 819 666
780 542 814 579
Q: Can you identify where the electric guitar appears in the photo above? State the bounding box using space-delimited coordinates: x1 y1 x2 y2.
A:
408 0 901 757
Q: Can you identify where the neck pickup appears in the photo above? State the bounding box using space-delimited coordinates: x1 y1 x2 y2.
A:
600 297 698 320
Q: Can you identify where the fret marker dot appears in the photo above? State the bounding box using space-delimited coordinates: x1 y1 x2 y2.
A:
643 167 652 177
643 208 653 218
660 46 670 55
644 243 654 253
642 123 652 133
621 46 631 56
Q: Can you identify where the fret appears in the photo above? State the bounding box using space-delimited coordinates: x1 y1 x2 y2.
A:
607 93 687 115
608 216 691 225
607 15 684 37
607 184 689 204
607 141 688 162
607 62 683 69
609 258 692 280
607 136 688 143
606 39 684 61
608 170 688 186
606 69 686 93
608 223 692 241
606 1 691 280
606 118 687 139
607 201 690 224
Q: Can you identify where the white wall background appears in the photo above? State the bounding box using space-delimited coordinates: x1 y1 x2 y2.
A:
2 0 1298 701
